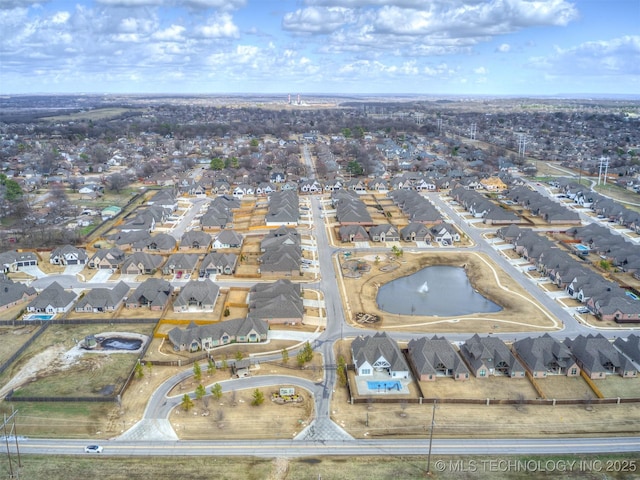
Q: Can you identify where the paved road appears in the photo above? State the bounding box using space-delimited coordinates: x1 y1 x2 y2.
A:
14 436 640 457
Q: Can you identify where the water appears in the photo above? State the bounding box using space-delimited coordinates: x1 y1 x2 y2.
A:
575 244 590 252
367 380 402 391
24 314 54 321
376 265 502 316
100 337 143 350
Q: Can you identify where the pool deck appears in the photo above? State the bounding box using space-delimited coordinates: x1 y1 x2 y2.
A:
354 371 412 396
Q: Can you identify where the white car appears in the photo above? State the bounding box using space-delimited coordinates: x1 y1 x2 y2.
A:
84 445 103 453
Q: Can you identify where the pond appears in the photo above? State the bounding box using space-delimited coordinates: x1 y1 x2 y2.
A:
376 265 502 316
100 337 143 350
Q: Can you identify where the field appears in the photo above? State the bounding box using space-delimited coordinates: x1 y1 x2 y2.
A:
5 454 639 480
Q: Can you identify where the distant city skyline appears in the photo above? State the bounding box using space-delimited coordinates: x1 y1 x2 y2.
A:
1 0 638 96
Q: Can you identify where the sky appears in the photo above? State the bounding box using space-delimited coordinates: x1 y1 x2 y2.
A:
0 0 639 96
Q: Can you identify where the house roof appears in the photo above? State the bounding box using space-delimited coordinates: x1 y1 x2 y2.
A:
173 280 220 308
0 278 36 307
564 334 636 375
27 281 76 310
75 281 129 310
351 332 409 373
407 335 470 377
168 317 268 348
513 333 576 373
129 278 173 307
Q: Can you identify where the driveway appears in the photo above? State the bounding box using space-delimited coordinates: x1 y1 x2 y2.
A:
20 265 47 279
89 269 113 283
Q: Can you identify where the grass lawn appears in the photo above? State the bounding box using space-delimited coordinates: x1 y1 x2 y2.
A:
10 454 637 480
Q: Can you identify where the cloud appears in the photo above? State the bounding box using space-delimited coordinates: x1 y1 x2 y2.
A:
474 66 487 75
496 43 511 53
0 0 49 9
195 13 239 38
530 35 640 76
282 6 351 34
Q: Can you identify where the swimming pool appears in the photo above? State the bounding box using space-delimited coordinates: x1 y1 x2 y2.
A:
575 244 590 252
626 291 639 301
367 380 402 392
24 313 54 321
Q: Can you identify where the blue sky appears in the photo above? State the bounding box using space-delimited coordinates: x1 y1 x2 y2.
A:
1 0 638 96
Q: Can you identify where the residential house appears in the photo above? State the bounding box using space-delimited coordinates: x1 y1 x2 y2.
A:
200 252 238 276
0 250 38 273
565 334 637 379
407 335 470 381
339 225 369 243
430 224 460 245
173 279 220 312
613 334 640 366
212 230 243 249
50 245 88 265
134 233 177 253
88 248 125 270
26 281 76 314
74 281 130 313
265 190 299 226
247 279 303 324
167 317 268 352
126 278 173 310
162 253 199 276
179 231 212 251
368 225 400 243
121 252 165 275
351 332 410 379
513 334 580 378
0 277 37 311
459 334 526 378
400 223 431 243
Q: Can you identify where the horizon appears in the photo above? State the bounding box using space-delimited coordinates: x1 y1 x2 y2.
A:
1 1 638 97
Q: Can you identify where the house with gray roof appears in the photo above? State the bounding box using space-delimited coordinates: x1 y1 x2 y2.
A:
75 281 130 313
400 223 431 243
50 245 88 265
407 335 470 381
162 253 199 276
201 252 238 276
0 250 38 273
88 248 125 270
173 280 220 312
513 334 580 378
265 190 299 226
179 230 212 251
26 281 76 314
111 230 152 250
565 334 637 379
614 334 640 366
167 317 268 352
213 230 243 249
351 332 409 379
122 252 165 275
248 279 303 324
459 334 525 378
126 278 173 311
339 225 369 243
133 233 177 253
368 225 400 243
0 278 36 311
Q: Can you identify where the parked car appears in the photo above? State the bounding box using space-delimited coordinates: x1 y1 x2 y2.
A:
84 445 103 453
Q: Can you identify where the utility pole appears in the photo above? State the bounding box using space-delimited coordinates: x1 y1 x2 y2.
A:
425 400 437 475
2 409 22 478
597 156 609 186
